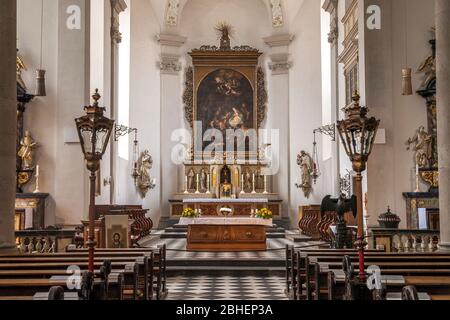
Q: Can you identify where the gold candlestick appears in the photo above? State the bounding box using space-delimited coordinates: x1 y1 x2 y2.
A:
33 165 41 194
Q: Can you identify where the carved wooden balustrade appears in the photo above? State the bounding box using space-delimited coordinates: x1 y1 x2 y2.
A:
15 228 80 253
371 228 440 253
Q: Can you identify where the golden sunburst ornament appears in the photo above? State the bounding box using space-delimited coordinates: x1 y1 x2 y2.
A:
214 22 234 50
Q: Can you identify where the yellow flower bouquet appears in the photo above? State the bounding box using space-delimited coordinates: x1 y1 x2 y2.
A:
256 208 273 220
182 207 197 218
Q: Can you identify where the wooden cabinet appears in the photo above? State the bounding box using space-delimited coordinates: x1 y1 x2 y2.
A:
187 224 267 251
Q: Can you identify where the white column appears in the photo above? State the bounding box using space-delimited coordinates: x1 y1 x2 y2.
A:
323 0 341 196
109 0 127 204
436 0 450 251
0 0 17 250
55 0 91 223
157 34 186 228
264 34 293 226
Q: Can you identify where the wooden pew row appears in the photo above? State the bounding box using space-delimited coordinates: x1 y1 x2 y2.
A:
65 245 167 299
0 245 166 300
0 254 154 300
286 246 450 300
0 260 124 300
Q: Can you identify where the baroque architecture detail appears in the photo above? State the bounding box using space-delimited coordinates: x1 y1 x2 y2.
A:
159 56 182 74
166 0 180 27
268 61 292 75
270 0 284 28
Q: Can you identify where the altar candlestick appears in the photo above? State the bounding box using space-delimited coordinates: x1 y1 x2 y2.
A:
251 173 256 194
206 174 211 194
33 165 41 194
415 164 420 193
240 174 245 194
263 175 268 194
195 174 200 194
184 175 189 194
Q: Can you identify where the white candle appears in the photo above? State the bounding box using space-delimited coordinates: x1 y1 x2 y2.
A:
36 165 40 177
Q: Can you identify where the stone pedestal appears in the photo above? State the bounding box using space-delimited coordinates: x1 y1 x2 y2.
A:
436 0 450 251
0 0 17 250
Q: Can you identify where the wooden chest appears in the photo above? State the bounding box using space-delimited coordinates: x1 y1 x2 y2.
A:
186 224 267 251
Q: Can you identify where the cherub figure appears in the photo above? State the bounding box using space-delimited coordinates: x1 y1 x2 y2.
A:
406 126 433 168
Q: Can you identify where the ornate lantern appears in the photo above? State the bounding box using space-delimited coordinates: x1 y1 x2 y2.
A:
75 89 115 172
75 89 114 273
337 91 380 291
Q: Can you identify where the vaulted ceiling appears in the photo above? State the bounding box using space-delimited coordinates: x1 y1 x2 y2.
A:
149 0 304 33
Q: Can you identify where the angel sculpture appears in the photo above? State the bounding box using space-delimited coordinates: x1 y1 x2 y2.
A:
16 50 28 91
406 126 433 168
296 151 313 198
321 194 357 249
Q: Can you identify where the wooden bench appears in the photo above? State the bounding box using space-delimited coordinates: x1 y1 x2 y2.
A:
286 245 450 300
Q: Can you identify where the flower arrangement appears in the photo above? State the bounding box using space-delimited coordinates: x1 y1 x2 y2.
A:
256 208 273 220
182 207 197 218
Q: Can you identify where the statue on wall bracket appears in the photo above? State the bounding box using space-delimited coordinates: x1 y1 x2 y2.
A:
295 151 314 199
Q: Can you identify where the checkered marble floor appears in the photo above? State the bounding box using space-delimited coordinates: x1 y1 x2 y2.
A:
166 275 288 300
140 237 322 260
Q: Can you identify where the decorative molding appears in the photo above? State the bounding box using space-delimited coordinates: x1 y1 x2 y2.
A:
183 67 194 128
269 0 284 28
156 34 187 48
166 0 180 27
191 45 259 53
257 67 268 128
268 61 292 75
322 0 338 14
263 34 294 48
159 54 182 75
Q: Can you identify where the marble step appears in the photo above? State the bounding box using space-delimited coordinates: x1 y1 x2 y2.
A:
166 258 285 268
285 234 313 243
161 232 286 239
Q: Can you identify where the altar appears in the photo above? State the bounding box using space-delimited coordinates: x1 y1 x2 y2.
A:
182 217 271 252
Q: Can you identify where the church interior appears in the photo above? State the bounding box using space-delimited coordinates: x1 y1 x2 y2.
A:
1 0 450 303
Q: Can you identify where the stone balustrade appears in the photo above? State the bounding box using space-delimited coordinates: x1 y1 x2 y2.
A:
370 228 440 253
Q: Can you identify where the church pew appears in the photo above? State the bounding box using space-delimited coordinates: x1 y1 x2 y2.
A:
0 259 138 300
286 246 450 300
65 245 167 299
0 260 118 300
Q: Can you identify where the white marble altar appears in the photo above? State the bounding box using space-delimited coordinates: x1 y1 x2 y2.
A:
179 217 273 227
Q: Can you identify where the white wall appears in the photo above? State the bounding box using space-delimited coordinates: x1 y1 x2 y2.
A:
360 0 435 228
289 0 332 226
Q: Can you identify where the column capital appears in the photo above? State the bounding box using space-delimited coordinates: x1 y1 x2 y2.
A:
263 34 294 75
156 34 187 75
111 0 127 15
322 0 338 14
159 54 182 75
110 0 127 44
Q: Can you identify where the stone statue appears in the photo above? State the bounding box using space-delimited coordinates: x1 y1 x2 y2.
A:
200 169 207 190
406 126 433 168
297 151 313 198
187 168 195 190
18 130 38 170
244 170 252 191
137 150 154 198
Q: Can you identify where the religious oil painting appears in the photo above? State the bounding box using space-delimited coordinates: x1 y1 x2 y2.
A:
196 68 255 152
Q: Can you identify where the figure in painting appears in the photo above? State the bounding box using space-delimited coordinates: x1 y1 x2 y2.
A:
406 126 433 168
18 130 37 170
197 69 254 152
